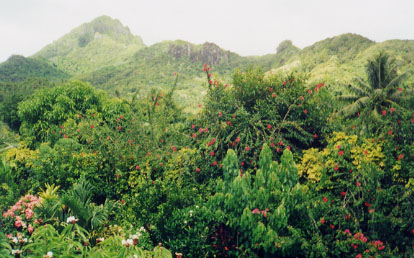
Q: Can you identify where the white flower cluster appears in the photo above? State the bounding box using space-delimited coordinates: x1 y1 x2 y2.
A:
46 251 53 257
66 216 78 224
122 238 133 247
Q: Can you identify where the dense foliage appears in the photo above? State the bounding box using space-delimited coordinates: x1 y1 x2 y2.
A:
1 49 414 258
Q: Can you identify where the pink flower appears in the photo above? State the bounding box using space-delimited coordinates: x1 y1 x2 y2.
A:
356 182 361 187
198 128 203 133
338 151 344 156
320 218 325 224
191 124 195 129
308 89 312 94
323 196 328 202
304 109 307 114
314 133 317 139
382 110 386 116
390 107 394 113
196 168 200 172
272 93 276 98
28 224 34 234
251 208 260 214
15 220 23 228
283 81 287 85
300 96 304 101
267 124 272 130
245 146 250 151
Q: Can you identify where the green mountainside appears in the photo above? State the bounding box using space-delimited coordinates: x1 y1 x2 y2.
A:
34 15 145 75
1 15 413 110
0 55 68 82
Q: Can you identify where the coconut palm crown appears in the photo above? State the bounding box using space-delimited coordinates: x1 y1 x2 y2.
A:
337 52 412 129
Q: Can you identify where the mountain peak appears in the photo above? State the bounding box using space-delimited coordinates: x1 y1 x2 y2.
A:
34 15 145 75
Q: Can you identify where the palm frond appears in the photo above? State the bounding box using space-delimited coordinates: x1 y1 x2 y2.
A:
384 69 413 93
337 96 370 117
353 77 372 93
337 95 360 102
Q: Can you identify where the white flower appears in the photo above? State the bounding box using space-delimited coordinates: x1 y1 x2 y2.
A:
67 216 76 223
184 220 187 224
189 210 193 217
122 239 133 247
12 249 20 254
12 237 18 244
96 237 104 243
23 238 28 243
134 255 138 258
195 205 200 209
130 233 142 240
46 251 53 257
139 226 146 232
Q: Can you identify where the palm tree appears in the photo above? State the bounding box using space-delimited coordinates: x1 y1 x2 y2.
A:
337 52 412 133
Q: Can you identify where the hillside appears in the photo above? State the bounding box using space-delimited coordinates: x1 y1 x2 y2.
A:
1 16 413 111
34 15 145 75
0 55 69 82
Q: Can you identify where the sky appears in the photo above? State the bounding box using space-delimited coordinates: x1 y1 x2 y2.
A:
1 0 413 62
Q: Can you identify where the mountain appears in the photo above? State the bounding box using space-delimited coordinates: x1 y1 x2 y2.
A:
1 15 413 111
34 15 145 75
0 55 68 82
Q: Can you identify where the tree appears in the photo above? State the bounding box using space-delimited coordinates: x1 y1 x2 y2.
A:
337 52 412 134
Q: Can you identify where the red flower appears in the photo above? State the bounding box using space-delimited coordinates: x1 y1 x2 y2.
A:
337 145 341 149
323 196 328 202
355 254 362 258
390 107 394 113
236 137 240 143
192 124 195 129
198 128 203 133
283 81 287 85
121 199 125 204
300 96 304 101
198 104 202 108
118 126 122 131
320 218 325 224
174 72 177 76
276 147 281 152
338 151 344 156
196 168 200 172
365 202 371 207
398 154 404 160
388 131 392 135
218 112 222 116
270 142 275 147
398 87 402 91
245 146 250 151
90 125 94 129
341 191 346 197
330 224 335 229
287 146 291 150
364 149 368 155
356 182 361 187
382 110 386 116
136 165 140 170
232 114 236 119
272 93 276 98
369 209 375 213
304 109 307 114
270 87 273 92
308 89 312 94
267 124 272 130
213 161 217 166
204 128 208 133
116 174 120 179
210 151 215 156
314 133 317 139
334 164 339 171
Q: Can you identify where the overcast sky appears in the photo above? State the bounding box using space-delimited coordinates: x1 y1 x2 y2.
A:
1 0 413 62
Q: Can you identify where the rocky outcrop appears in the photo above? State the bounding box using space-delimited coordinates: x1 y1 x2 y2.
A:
168 42 229 65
